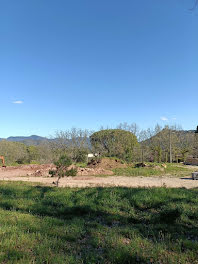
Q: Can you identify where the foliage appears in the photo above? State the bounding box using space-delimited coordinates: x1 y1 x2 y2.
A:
0 140 54 165
140 125 195 163
0 124 197 166
0 140 29 165
90 129 138 162
54 155 72 168
0 182 198 263
49 155 77 186
65 167 77 176
73 149 88 163
27 145 39 163
75 162 87 168
51 128 91 162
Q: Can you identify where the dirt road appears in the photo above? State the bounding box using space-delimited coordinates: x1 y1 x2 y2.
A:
0 164 197 189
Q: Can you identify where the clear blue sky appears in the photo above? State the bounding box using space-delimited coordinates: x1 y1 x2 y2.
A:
0 0 197 137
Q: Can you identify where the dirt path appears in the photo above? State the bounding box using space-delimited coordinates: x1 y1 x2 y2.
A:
0 164 197 189
1 173 198 189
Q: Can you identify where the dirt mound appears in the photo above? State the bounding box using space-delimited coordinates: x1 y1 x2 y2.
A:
0 159 125 178
0 163 114 178
0 164 55 178
77 167 114 176
88 158 127 170
68 164 114 176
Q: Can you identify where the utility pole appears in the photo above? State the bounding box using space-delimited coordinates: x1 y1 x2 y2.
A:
169 129 172 163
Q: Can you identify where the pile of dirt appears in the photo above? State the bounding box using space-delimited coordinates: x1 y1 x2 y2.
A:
26 164 55 177
0 159 126 178
48 164 114 176
67 164 114 176
88 158 127 170
0 164 55 178
77 167 114 176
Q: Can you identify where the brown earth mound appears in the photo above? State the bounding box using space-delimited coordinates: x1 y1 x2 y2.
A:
0 158 125 178
77 167 114 176
0 164 55 178
68 164 114 176
88 158 127 170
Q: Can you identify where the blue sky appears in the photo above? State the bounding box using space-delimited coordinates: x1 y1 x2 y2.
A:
0 0 197 137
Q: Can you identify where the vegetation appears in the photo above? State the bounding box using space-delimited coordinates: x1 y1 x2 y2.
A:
0 182 198 263
49 155 77 186
0 128 90 166
0 140 51 165
52 128 91 162
114 163 193 177
140 125 195 163
1 123 197 166
90 129 138 162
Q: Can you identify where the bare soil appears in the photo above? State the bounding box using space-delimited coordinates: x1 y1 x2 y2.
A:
0 164 55 177
0 164 198 189
88 157 127 170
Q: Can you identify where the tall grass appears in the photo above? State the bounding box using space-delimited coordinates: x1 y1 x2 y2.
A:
0 182 198 263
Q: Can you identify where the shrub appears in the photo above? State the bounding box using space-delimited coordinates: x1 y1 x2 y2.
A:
49 155 77 186
65 168 77 176
74 149 88 163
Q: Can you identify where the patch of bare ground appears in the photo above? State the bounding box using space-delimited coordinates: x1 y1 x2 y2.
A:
69 157 126 176
0 163 198 189
0 164 55 177
77 167 114 176
88 157 127 170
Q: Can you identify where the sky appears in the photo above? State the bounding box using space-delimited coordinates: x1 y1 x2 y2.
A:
0 0 198 137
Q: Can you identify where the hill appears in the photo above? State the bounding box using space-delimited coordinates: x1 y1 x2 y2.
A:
142 128 196 145
0 135 50 146
0 135 91 147
141 128 196 162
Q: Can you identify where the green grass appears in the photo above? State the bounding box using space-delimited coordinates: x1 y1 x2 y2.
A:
113 163 193 177
0 182 198 263
75 162 88 168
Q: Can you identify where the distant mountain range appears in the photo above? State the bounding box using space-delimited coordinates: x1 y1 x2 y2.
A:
0 135 51 145
0 135 91 147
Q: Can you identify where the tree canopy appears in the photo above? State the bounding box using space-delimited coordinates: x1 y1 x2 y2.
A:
90 129 138 161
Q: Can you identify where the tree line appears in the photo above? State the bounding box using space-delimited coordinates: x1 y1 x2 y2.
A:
0 124 197 165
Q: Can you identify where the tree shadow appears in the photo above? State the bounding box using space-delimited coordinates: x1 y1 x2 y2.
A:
0 184 198 263
180 177 194 180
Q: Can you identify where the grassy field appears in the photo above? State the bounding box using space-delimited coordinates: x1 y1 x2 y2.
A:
113 163 193 177
0 182 198 263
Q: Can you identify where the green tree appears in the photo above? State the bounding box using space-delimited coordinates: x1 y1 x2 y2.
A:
27 145 39 163
49 155 77 186
0 141 29 165
90 129 138 162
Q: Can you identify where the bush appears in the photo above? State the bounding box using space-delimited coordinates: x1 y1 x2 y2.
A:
50 155 77 186
54 155 72 168
65 168 77 176
74 149 87 163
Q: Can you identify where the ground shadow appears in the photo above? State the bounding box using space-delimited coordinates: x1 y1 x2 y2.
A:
0 184 198 263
